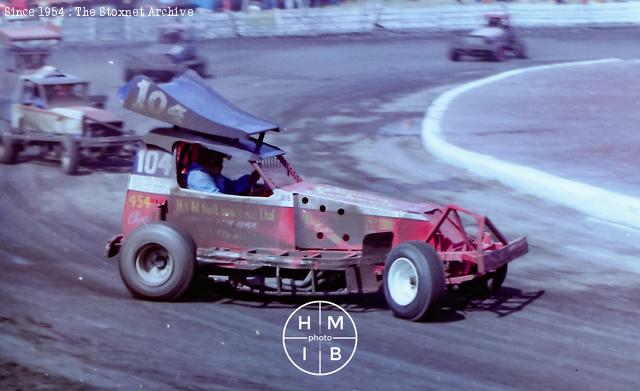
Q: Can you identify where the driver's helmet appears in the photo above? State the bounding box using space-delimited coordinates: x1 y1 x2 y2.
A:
488 17 502 27
53 83 71 97
161 30 182 44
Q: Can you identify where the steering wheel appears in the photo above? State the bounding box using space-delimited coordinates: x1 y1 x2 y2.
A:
250 181 271 197
251 174 276 197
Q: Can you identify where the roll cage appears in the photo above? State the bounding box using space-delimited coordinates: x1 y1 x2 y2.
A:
172 140 302 195
122 71 302 193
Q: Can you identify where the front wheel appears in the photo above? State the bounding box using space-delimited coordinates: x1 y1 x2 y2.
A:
461 264 508 295
493 46 507 62
124 69 136 82
119 222 196 301
448 48 461 62
513 42 528 59
383 241 445 321
0 132 18 164
190 62 207 78
60 135 79 175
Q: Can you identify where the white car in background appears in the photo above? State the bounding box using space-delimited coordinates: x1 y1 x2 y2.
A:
0 66 141 174
449 12 528 62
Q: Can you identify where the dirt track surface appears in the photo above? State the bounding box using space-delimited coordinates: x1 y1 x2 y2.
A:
1 28 640 390
442 59 640 197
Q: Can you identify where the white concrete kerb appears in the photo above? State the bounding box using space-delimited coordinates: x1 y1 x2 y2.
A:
421 58 640 229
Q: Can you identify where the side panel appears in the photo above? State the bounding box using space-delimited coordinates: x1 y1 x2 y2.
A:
123 147 296 250
294 193 365 250
393 218 433 246
293 194 431 251
168 192 295 251
121 190 168 236
122 148 175 235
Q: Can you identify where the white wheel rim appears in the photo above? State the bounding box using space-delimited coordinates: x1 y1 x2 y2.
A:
388 257 419 306
135 244 174 287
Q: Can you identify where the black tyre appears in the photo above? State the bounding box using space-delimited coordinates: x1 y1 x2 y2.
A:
124 69 135 82
461 264 508 295
383 241 445 321
0 132 18 164
60 135 79 175
162 71 177 82
493 46 507 62
192 62 211 78
483 264 509 292
119 222 196 301
448 48 461 62
513 42 528 59
487 264 508 292
14 55 24 72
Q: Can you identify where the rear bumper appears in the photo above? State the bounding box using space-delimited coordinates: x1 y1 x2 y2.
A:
442 237 529 285
452 43 496 57
8 132 141 149
78 135 142 148
7 47 54 54
482 236 528 272
105 234 123 258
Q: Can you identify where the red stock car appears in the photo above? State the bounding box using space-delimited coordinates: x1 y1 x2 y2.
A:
105 72 529 321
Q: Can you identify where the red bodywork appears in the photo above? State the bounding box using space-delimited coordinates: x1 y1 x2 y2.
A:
107 73 528 297
111 148 528 294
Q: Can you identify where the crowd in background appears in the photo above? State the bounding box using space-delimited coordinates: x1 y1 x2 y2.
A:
0 0 350 12
259 0 343 8
1 0 629 13
195 0 348 11
156 0 625 12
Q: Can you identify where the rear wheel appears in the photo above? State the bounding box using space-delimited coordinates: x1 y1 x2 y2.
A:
60 135 79 175
383 241 445 321
0 132 18 164
462 264 508 295
513 42 528 59
124 69 136 82
493 46 507 62
448 49 461 62
164 71 178 82
14 55 24 72
119 223 196 301
481 264 508 293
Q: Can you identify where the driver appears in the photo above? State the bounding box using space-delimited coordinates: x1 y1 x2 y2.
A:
52 84 72 100
186 147 260 195
488 17 502 28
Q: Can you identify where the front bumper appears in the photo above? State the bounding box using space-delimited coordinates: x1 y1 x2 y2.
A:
78 134 142 149
481 236 528 272
427 205 529 285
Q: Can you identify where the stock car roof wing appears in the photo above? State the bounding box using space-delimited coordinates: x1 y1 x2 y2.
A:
118 71 280 140
144 127 284 161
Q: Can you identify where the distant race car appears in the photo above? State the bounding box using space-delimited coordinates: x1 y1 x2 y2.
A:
0 66 141 174
0 16 62 72
105 71 528 321
122 24 209 82
449 12 528 62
